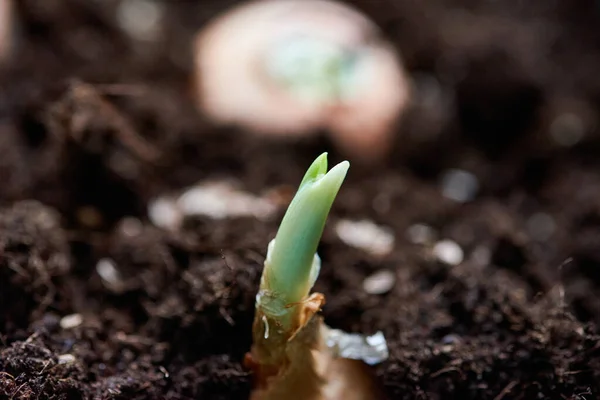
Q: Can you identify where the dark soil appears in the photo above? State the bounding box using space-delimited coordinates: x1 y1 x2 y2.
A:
2 0 600 399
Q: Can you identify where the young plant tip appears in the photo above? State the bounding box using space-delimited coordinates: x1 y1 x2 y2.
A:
299 152 329 190
264 153 349 307
248 153 387 399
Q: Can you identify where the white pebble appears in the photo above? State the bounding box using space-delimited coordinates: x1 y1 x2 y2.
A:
406 223 435 244
58 354 76 364
177 181 277 220
440 169 478 203
148 197 182 230
60 314 83 330
119 217 143 237
433 240 464 265
335 219 395 256
117 0 163 42
149 181 278 227
362 270 396 295
96 258 121 286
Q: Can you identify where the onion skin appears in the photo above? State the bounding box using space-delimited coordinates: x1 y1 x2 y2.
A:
245 293 384 400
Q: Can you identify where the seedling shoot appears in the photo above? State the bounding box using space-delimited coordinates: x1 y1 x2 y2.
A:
246 153 387 400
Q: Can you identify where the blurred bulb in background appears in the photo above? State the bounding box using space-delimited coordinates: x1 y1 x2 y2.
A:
194 0 410 162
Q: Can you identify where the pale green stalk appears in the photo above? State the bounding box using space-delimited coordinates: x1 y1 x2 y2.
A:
256 153 349 332
248 154 388 398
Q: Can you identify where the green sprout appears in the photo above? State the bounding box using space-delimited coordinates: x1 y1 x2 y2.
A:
256 153 348 330
249 153 348 378
247 153 387 399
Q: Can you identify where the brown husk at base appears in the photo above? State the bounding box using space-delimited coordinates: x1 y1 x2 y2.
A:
246 293 383 400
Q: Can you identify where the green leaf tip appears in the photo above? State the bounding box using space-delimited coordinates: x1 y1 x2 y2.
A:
263 153 349 306
299 152 329 190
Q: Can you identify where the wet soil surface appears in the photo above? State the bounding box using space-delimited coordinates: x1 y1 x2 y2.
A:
2 0 600 399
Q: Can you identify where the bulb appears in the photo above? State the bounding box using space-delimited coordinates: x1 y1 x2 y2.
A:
194 0 410 162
